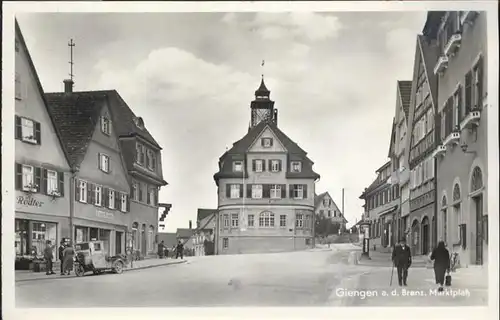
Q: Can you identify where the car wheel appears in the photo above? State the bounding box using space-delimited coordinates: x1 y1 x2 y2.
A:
75 264 85 277
113 261 124 274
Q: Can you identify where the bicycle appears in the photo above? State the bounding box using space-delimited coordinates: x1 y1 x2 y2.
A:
450 252 460 272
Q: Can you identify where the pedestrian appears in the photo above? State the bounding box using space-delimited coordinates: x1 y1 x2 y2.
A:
164 247 169 259
158 241 165 259
58 241 66 275
430 241 450 292
391 237 412 286
175 241 184 259
43 240 56 275
62 242 75 275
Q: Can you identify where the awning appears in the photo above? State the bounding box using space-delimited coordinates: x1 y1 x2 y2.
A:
378 205 398 217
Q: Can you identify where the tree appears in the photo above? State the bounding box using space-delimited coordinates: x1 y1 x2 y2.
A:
315 214 341 238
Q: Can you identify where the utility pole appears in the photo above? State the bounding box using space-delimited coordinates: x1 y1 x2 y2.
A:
68 39 75 83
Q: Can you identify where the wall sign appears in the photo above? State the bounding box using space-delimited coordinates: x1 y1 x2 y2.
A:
17 195 44 208
96 210 114 219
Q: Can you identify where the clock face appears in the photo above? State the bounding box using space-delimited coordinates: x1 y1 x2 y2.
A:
253 109 271 126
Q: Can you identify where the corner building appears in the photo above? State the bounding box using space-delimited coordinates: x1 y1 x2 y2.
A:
213 79 320 254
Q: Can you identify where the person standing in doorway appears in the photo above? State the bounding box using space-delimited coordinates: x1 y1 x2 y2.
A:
430 241 450 292
392 237 412 286
44 240 56 275
175 241 184 259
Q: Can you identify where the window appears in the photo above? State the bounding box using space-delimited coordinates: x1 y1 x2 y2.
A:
98 153 110 173
15 38 20 52
323 198 330 207
293 185 304 199
270 160 280 172
426 108 434 133
108 189 115 209
147 150 156 170
131 180 138 200
136 143 145 165
20 117 37 144
15 73 23 100
147 187 156 205
223 214 230 228
472 60 482 109
254 159 264 172
231 213 239 228
100 116 111 135
46 170 58 194
248 214 255 227
251 185 263 199
230 184 240 199
138 182 144 202
261 138 273 148
328 210 331 218
78 180 87 202
95 185 102 206
233 161 243 172
270 185 282 199
259 211 275 227
280 215 287 227
291 161 302 173
296 214 304 228
453 89 461 127
121 193 127 212
22 165 35 191
223 238 229 249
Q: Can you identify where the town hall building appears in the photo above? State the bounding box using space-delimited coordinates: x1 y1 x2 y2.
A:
213 78 320 254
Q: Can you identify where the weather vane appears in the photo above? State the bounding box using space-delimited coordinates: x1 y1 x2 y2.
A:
261 59 265 79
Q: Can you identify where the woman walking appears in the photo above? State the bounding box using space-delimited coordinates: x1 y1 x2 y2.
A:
430 241 450 292
62 243 75 275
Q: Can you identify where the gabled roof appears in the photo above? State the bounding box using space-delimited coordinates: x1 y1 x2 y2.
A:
15 20 71 168
387 117 396 158
397 80 412 121
197 208 216 222
44 91 108 168
417 35 439 113
176 228 194 239
314 192 328 208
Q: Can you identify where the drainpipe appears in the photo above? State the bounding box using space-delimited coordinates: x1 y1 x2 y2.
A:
69 167 77 244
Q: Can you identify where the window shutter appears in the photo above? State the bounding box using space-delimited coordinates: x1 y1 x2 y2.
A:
239 184 244 198
263 184 270 198
278 160 282 172
268 160 272 171
87 183 93 204
247 184 252 198
75 179 80 201
270 138 273 146
15 163 22 190
103 188 109 207
252 160 256 172
15 116 22 140
303 185 308 199
34 122 41 145
126 194 130 212
262 160 266 171
115 191 120 210
289 185 294 198
457 86 463 124
281 184 286 198
225 184 230 198
260 138 264 147
41 169 48 194
34 167 41 192
138 184 143 202
97 153 102 170
477 57 484 109
465 72 472 113
109 120 113 135
58 172 64 197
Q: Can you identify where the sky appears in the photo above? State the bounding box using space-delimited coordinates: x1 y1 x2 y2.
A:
16 11 427 232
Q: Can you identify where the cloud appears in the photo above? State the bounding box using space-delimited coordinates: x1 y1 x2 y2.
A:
223 12 344 42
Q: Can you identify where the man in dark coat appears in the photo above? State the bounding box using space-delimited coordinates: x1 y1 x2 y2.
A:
158 241 165 258
58 241 66 275
430 241 450 292
391 237 412 286
175 241 184 259
44 240 56 275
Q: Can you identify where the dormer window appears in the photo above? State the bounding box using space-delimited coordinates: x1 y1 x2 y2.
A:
233 161 243 172
147 150 156 171
261 138 273 148
291 161 302 173
134 117 145 129
100 116 111 136
136 143 145 165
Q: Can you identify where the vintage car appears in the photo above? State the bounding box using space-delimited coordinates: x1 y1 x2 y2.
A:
73 240 127 277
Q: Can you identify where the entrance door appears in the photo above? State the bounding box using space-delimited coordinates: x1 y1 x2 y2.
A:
116 231 123 255
475 195 483 265
422 224 429 255
141 230 146 256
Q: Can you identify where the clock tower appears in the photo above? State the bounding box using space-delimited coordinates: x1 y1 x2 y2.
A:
250 77 277 128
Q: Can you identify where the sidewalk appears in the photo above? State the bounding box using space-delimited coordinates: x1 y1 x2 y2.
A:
15 258 187 282
338 263 488 306
356 250 428 268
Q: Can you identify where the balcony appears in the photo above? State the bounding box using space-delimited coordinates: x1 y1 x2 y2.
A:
442 130 460 147
432 145 447 158
433 55 449 75
444 33 462 57
460 108 482 130
460 11 478 26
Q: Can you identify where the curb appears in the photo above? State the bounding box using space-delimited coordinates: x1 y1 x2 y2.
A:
15 260 187 283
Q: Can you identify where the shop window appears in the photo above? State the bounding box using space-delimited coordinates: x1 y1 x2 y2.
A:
31 221 57 259
89 228 99 241
15 219 29 256
148 226 154 252
75 227 89 243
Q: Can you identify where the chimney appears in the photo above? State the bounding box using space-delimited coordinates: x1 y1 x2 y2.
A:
189 220 192 230
63 79 74 93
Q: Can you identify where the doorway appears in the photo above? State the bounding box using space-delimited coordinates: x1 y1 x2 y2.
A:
115 231 123 255
411 220 420 256
421 217 429 255
474 194 483 265
141 225 147 256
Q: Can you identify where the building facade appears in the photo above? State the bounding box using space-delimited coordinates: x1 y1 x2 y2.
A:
213 79 320 254
405 28 441 256
432 11 488 266
45 89 131 257
314 192 348 230
193 209 217 256
14 21 71 267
